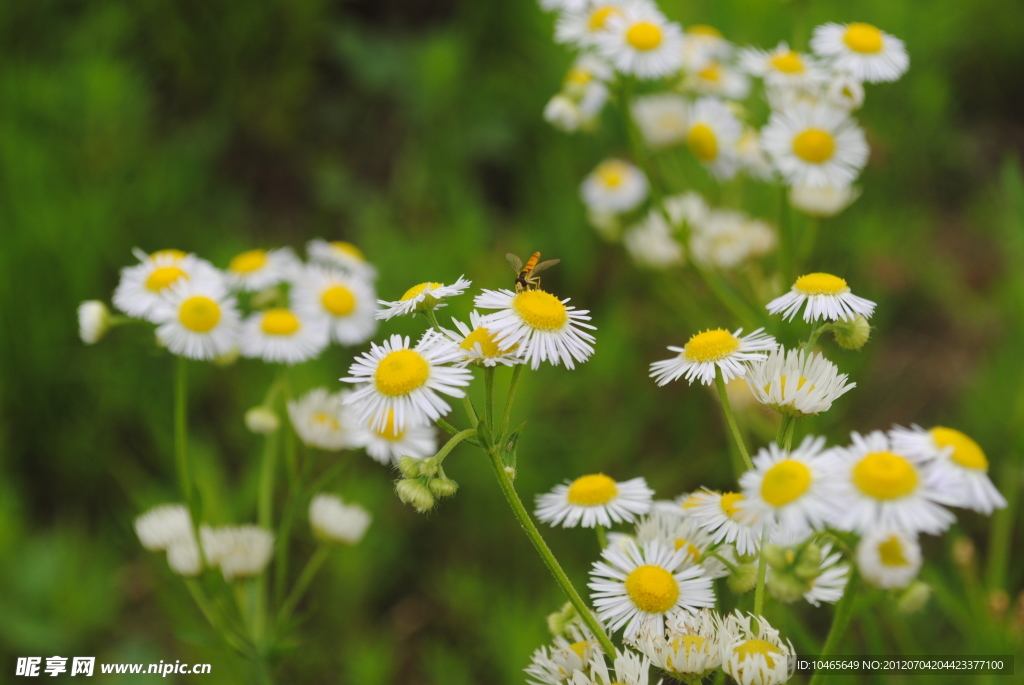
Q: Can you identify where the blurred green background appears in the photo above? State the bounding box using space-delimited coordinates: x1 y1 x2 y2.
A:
2 0 1023 682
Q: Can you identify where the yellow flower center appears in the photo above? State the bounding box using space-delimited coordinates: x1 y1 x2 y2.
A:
177 296 221 333
734 639 782 668
674 538 702 561
460 327 504 357
374 410 406 440
312 412 340 430
151 249 186 261
624 565 679 613
687 124 719 162
566 66 592 86
401 282 443 302
330 241 364 260
229 249 268 274
566 474 619 506
843 22 884 54
682 329 740 363
853 451 919 500
877 535 909 567
145 266 188 292
767 375 814 402
769 51 805 74
760 459 812 507
792 128 836 164
374 349 430 397
720 492 744 519
513 290 568 331
596 160 628 188
687 25 722 38
625 21 663 51
794 272 847 295
930 426 988 471
588 6 619 31
671 634 708 659
697 63 722 83
321 284 356 316
568 641 590 661
261 308 301 336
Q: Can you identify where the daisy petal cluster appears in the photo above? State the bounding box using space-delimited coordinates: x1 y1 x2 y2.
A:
650 327 777 386
536 474 654 528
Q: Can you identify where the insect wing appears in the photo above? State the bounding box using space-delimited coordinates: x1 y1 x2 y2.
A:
529 259 560 277
506 253 523 273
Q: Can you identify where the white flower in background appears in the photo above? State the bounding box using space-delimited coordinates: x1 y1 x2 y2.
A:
536 474 654 528
681 24 732 69
689 210 775 270
526 622 601 685
802 544 850 606
375 277 471 321
811 22 909 83
663 191 710 228
889 425 1006 514
152 276 241 361
539 0 591 12
361 409 437 465
166 538 202 577
555 1 627 48
685 489 765 556
135 504 194 551
745 347 856 417
631 93 688 148
766 272 876 322
634 609 721 681
445 310 524 367
686 60 751 100
735 128 775 181
740 42 825 90
112 249 220 322
650 327 777 386
244 406 280 434
623 209 685 269
788 182 860 217
306 239 377 281
634 510 730 578
287 388 367 451
596 3 685 79
827 430 956 535
342 331 473 434
761 102 869 188
201 525 275 581
683 97 742 179
857 528 922 589
224 247 300 292
239 307 330 364
474 288 596 370
78 300 112 344
589 539 715 640
580 159 649 214
292 265 378 346
826 73 866 110
544 94 586 132
719 612 794 685
571 649 654 685
309 494 371 544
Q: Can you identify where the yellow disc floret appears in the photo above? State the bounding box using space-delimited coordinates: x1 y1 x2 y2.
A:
794 272 847 295
687 124 719 162
374 349 430 397
625 22 664 51
719 492 745 519
330 241 364 260
843 22 884 54
513 290 568 331
229 249 268 274
683 329 740 363
312 412 341 430
624 565 679 613
596 160 628 188
687 25 722 38
261 308 301 336
853 451 918 500
734 638 782 667
761 459 812 507
374 409 405 439
930 426 988 471
146 266 188 292
460 327 503 358
792 129 836 163
877 535 909 567
566 474 619 506
178 296 221 333
588 6 619 31
321 284 356 316
150 249 187 261
769 51 805 74
401 282 443 302
697 63 722 83
674 538 702 561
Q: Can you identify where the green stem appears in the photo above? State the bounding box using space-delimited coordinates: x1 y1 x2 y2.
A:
485 446 616 657
753 525 771 616
497 364 524 441
174 357 192 503
809 574 860 685
423 309 444 334
484 366 496 440
461 394 478 426
778 184 794 288
776 415 796 451
799 216 821 266
708 551 741 575
433 429 477 465
436 417 482 446
277 545 331 627
258 430 278 529
714 367 753 471
986 463 1019 591
596 525 608 550
694 264 766 331
184 579 249 653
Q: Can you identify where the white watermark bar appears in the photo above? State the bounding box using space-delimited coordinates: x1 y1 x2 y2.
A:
793 656 1014 675
15 657 211 677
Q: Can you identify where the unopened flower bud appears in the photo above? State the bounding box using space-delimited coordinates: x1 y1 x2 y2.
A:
794 543 823 581
763 544 789 570
245 407 280 435
213 346 240 366
395 479 435 513
896 581 932 615
728 562 758 594
504 466 517 481
952 537 975 569
428 477 459 498
546 602 579 638
77 300 112 344
768 568 811 603
832 315 871 350
418 458 439 478
397 456 422 479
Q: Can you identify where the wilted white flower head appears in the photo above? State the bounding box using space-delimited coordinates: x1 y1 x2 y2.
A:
745 347 856 417
288 388 367 451
201 525 274 581
135 504 194 551
309 494 371 544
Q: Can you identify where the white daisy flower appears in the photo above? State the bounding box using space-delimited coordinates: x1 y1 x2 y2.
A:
309 494 371 544
540 0 592 12
286 388 367 451
166 538 203 577
801 543 850 606
306 239 378 281
595 3 685 79
151 276 241 361
580 159 649 214
766 272 876 322
650 327 777 386
740 436 838 537
683 97 742 179
856 528 922 589
112 249 220 322
685 60 751 100
200 525 274 581
342 331 473 434
681 24 732 70
135 504 194 551
361 409 437 465
474 288 596 370
239 307 330 364
623 209 685 270
826 73 866 110
572 649 653 685
761 102 869 188
291 265 377 346
635 511 730 578
827 430 956 535
889 425 1006 514
445 311 524 367
735 128 775 181
536 474 653 528
589 539 715 640
739 42 826 90
719 612 794 685
545 94 587 132
811 22 909 83
689 209 773 270
244 407 280 434
78 300 112 344
375 276 471 321
744 347 856 417
663 191 710 228
555 2 628 48
225 247 300 292
631 93 689 148
633 608 721 681
526 622 601 685
788 182 860 217
685 489 765 556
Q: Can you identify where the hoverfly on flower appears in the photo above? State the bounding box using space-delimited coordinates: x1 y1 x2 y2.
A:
507 251 561 292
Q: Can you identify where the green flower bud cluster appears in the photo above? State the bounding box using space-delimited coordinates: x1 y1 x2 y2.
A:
395 456 459 513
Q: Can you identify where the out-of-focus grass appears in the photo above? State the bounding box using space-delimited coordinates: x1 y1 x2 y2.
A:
1 0 1022 682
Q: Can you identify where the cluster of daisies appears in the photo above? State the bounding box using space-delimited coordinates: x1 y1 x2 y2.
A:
539 0 909 271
